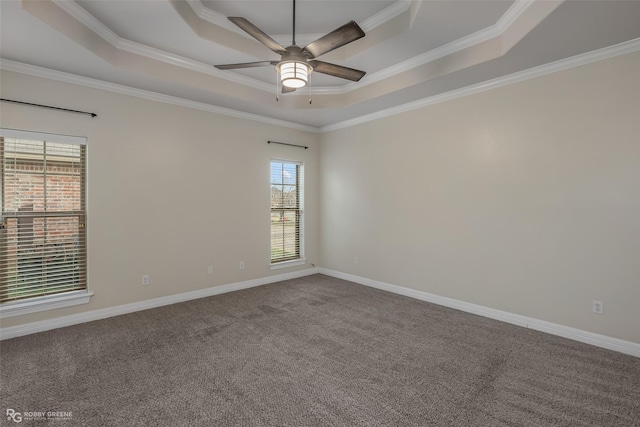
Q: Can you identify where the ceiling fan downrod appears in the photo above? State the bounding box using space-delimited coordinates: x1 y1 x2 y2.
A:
292 0 296 46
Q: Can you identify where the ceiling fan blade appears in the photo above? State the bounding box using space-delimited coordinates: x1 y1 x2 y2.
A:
310 60 366 82
301 21 365 59
214 61 277 70
228 17 287 55
282 86 296 94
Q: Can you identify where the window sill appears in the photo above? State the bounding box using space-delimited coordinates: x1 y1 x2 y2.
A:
0 291 94 319
270 258 306 270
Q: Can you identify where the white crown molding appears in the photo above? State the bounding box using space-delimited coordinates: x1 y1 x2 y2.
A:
308 0 535 95
42 0 540 98
0 59 320 133
350 0 535 91
319 269 640 358
52 0 275 92
361 0 412 32
305 85 348 95
0 268 321 340
52 0 120 46
3 37 638 133
189 0 411 43
186 0 249 37
320 37 640 132
3 37 637 133
495 0 536 33
184 0 530 95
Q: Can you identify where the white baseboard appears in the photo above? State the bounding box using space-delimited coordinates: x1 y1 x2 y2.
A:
319 268 640 358
4 267 638 358
0 267 320 340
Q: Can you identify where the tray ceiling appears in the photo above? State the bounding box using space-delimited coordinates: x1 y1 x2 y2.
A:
1 0 639 129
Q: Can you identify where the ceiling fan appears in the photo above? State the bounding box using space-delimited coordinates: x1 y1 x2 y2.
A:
214 0 366 93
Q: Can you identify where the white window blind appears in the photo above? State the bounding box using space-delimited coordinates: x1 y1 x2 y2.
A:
1 134 87 304
270 160 303 263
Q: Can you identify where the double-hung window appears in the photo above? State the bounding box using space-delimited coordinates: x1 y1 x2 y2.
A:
1 129 89 316
270 160 304 267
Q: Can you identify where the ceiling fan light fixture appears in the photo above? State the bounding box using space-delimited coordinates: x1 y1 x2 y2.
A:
279 61 311 88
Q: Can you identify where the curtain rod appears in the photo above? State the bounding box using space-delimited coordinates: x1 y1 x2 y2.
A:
268 140 308 149
267 141 309 150
0 99 97 118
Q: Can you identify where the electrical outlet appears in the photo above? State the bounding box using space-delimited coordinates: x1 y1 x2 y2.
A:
353 257 359 265
208 266 213 275
593 300 603 314
142 275 149 286
239 261 245 270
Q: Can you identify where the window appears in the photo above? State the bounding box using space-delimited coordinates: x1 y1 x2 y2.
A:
270 160 303 266
1 130 88 314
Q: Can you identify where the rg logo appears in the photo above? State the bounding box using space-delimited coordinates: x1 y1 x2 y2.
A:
6 409 22 423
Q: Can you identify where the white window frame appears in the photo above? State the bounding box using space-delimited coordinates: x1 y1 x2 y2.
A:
0 128 92 318
270 159 305 270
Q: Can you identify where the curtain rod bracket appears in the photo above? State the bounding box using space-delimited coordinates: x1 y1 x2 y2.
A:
268 140 308 149
1 99 97 118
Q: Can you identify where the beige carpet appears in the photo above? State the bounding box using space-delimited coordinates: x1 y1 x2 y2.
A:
1 274 639 426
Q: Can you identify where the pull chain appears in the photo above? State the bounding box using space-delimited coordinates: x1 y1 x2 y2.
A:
275 68 280 102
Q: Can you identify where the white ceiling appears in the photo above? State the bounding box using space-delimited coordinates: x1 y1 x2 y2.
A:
1 0 640 129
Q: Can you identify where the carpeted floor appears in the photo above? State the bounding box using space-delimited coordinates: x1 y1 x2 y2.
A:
1 274 639 426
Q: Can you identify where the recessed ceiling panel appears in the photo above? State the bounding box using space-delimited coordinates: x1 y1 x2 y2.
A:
203 0 396 36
